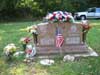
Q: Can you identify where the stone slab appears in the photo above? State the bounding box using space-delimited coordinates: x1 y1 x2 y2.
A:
35 22 92 56
37 22 83 46
36 44 89 56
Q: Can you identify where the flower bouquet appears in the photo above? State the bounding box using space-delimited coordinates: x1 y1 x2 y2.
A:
20 37 31 50
81 20 91 43
27 25 38 34
45 11 75 23
27 25 38 44
3 43 17 60
24 44 36 63
81 20 91 30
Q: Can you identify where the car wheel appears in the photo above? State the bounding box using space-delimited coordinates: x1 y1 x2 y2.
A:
80 15 86 20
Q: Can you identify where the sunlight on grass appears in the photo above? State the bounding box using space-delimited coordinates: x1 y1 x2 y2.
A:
9 64 26 75
10 67 25 75
91 23 100 26
97 29 100 31
0 58 5 65
19 28 28 32
8 62 49 75
0 37 2 41
35 69 49 75
0 30 6 33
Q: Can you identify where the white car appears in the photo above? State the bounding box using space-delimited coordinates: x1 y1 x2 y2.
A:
74 7 100 20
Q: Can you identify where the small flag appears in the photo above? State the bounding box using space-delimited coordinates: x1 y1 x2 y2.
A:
56 27 64 48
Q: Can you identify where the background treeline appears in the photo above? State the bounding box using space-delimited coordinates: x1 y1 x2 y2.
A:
0 0 100 21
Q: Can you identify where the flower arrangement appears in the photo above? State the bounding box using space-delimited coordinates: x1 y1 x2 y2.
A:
24 44 36 63
27 25 38 34
3 43 17 60
25 45 33 58
81 20 91 30
81 20 91 43
27 25 38 44
4 43 17 55
45 11 75 23
20 37 31 44
20 37 31 50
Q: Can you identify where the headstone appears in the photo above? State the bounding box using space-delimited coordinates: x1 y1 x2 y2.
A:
65 23 82 44
36 22 89 56
37 23 55 46
37 22 82 46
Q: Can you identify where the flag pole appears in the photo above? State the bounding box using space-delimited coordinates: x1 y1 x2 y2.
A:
59 47 63 57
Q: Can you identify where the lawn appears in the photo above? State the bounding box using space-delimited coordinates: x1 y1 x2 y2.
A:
0 20 100 75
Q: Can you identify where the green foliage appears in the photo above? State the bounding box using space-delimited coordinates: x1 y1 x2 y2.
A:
0 0 100 20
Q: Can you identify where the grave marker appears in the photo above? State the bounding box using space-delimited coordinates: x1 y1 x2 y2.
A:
35 22 90 56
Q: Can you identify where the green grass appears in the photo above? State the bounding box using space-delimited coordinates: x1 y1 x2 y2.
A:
0 20 100 75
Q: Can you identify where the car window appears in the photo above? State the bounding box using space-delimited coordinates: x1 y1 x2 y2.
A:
88 8 95 12
96 8 100 13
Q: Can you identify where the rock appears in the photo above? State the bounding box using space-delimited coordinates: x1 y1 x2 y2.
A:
40 59 55 66
13 51 24 57
63 55 75 62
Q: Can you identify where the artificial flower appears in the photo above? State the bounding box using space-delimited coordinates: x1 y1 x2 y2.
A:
27 25 38 34
45 11 75 23
81 20 91 30
20 37 31 44
4 43 17 56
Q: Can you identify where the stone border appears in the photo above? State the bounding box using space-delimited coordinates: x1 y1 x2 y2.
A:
72 45 98 57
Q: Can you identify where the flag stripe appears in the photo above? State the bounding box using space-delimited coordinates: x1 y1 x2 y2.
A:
56 30 64 48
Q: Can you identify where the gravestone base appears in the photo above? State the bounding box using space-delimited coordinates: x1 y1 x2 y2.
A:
36 44 90 57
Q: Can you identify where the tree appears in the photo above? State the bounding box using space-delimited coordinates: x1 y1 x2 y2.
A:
0 0 100 20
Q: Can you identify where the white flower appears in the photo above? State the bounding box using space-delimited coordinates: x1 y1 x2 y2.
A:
81 20 88 25
30 29 37 34
27 25 38 34
45 13 53 20
26 26 33 31
20 37 26 42
4 43 17 56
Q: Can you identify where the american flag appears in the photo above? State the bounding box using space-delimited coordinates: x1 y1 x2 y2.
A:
56 27 64 48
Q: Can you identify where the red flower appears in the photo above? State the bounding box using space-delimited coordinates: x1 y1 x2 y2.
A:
25 49 32 54
24 37 31 44
67 16 70 21
58 17 62 21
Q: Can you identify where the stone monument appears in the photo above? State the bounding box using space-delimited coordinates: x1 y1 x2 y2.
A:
35 22 90 56
32 11 91 56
